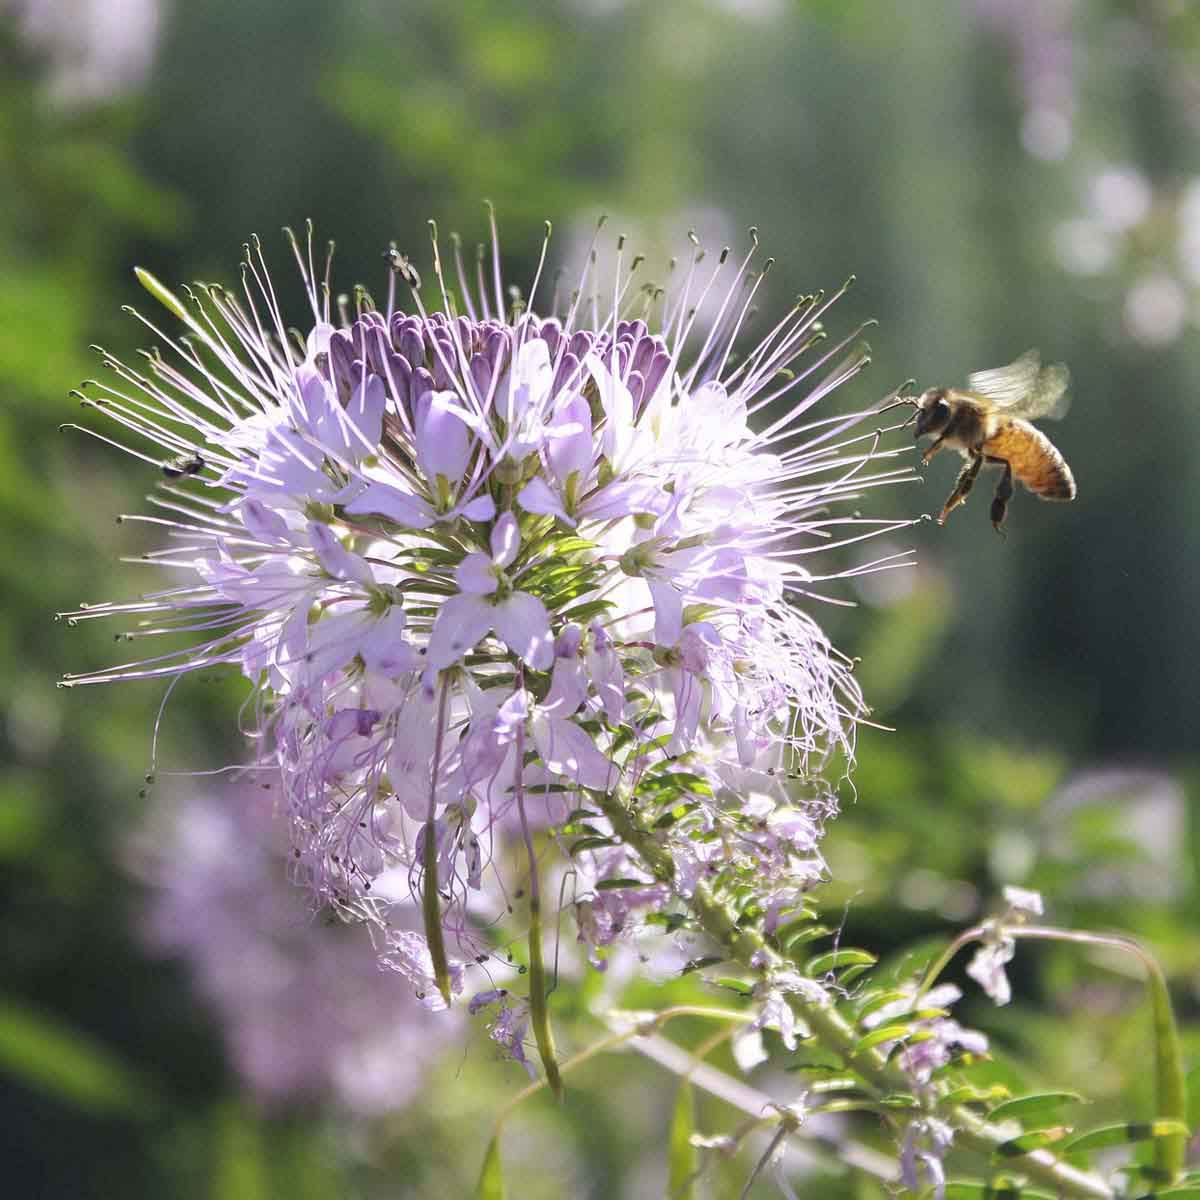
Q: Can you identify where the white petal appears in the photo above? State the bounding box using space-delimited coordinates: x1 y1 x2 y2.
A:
517 476 572 525
307 522 375 588
239 498 292 543
426 594 494 668
303 610 371 678
545 392 593 483
347 374 386 451
360 608 420 677
542 655 588 717
415 390 471 483
457 493 496 521
345 482 434 529
455 552 498 596
493 592 552 670
530 714 616 791
490 511 521 567
586 352 634 466
648 579 683 646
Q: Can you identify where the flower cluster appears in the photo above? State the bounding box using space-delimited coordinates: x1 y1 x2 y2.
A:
63 216 913 1047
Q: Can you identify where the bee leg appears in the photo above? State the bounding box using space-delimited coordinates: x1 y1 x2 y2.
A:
937 452 983 525
987 457 1014 536
920 435 947 468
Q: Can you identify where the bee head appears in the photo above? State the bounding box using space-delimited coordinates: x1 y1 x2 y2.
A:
914 388 952 439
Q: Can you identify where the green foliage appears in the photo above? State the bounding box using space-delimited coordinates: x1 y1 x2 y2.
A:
3 1 1199 1197
0 997 156 1115
667 1081 697 1199
475 1136 506 1200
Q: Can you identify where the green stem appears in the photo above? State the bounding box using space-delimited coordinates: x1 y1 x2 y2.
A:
493 1004 750 1133
1010 926 1187 1181
593 792 1115 1200
514 674 562 1098
422 675 454 1007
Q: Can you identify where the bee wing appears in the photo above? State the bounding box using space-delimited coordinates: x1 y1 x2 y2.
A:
1012 362 1071 421
965 349 1042 406
966 350 1071 421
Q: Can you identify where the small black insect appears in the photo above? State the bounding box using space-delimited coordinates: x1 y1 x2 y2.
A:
162 452 205 478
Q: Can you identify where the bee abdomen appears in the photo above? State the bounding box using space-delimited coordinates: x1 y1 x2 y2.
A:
983 420 1076 502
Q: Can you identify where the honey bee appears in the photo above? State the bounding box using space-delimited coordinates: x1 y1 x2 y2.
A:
903 349 1076 533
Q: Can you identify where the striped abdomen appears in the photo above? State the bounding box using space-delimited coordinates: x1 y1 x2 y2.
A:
983 418 1076 501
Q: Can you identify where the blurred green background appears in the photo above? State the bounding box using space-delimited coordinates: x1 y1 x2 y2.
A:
3 1 1197 1196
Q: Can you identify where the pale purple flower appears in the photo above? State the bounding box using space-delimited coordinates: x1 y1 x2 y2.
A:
427 512 553 671
966 935 1017 1006
862 982 989 1085
900 1117 954 1200
62 213 916 1055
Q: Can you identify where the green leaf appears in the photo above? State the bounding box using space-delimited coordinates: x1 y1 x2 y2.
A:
596 877 653 891
994 1127 1069 1157
667 1081 696 1198
853 1023 916 1053
1186 1061 1200 1135
942 1084 1008 1108
1130 1189 1200 1198
941 1183 1056 1200
212 1101 267 1200
570 836 618 855
779 924 833 950
475 1136 505 1200
714 977 754 997
805 948 877 975
1062 1120 1191 1155
987 1092 1084 1124
0 997 155 1115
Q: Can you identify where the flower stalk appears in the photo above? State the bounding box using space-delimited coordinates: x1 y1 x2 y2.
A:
593 791 1116 1200
423 674 454 1007
512 676 562 1098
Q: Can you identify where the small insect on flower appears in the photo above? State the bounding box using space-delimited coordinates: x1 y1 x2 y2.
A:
161 451 205 478
888 349 1077 534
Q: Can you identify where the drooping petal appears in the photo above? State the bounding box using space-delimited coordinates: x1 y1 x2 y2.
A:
648 579 684 646
308 522 375 588
426 593 494 669
542 654 589 717
530 713 616 791
345 481 434 529
586 624 626 724
359 608 421 677
493 591 553 671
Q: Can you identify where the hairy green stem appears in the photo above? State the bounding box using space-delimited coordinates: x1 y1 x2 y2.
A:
594 792 1116 1199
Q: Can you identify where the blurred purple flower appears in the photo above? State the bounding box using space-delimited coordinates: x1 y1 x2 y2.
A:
131 785 457 1112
